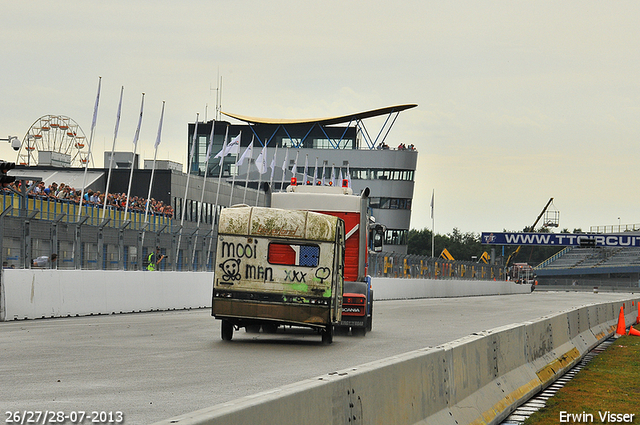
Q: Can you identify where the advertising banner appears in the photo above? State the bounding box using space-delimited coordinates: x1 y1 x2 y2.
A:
481 232 640 247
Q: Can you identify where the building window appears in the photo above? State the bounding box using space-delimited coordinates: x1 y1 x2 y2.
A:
370 197 412 210
349 168 414 182
384 229 408 245
283 138 302 148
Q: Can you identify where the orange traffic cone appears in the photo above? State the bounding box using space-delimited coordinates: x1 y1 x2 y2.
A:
615 306 626 336
637 302 640 325
629 326 640 337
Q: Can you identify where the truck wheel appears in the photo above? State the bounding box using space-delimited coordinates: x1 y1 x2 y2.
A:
221 320 234 341
366 305 373 332
321 325 333 344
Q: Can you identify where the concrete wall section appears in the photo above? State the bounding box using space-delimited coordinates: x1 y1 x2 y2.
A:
151 297 640 425
1 269 532 321
371 277 532 299
0 270 211 321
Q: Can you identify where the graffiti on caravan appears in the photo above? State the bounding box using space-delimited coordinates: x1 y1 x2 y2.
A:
481 232 640 247
220 240 258 259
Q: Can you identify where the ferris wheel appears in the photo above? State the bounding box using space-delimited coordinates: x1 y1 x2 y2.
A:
17 115 90 167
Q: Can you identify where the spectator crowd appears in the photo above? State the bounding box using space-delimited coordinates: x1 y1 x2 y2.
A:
2 180 174 218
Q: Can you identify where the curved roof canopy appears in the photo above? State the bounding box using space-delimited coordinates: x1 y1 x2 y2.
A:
221 104 417 126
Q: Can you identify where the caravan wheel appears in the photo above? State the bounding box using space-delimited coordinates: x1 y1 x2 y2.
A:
221 320 234 341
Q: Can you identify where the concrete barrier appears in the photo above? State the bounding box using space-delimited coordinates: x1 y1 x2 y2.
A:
0 270 212 321
0 270 531 321
371 277 532 299
151 297 640 425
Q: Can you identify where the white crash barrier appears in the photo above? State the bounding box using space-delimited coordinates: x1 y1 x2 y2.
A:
151 298 639 425
0 270 212 321
0 270 531 321
371 277 532 299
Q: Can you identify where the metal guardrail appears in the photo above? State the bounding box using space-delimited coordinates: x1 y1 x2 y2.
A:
1 192 170 231
0 194 214 272
1 194 505 279
589 224 640 233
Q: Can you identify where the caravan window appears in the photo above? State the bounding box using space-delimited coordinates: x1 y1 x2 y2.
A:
268 243 320 267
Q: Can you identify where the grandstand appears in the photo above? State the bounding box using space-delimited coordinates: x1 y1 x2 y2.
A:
534 241 640 288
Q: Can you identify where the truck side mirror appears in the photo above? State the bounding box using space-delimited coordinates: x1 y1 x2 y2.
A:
372 226 384 252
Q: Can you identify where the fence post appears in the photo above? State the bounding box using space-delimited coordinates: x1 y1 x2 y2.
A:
74 216 89 270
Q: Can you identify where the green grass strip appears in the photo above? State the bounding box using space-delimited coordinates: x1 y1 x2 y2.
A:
524 324 640 424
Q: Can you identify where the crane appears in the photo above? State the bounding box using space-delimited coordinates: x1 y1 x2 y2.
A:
504 198 556 270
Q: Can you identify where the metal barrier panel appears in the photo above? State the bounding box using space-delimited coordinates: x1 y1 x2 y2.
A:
0 195 215 272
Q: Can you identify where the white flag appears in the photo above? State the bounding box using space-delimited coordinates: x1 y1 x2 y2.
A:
321 162 326 186
255 146 268 174
430 189 434 219
237 139 253 167
302 155 308 184
154 101 165 149
205 120 215 161
214 127 229 170
269 145 278 181
346 163 351 188
313 157 318 185
213 127 229 161
330 165 335 186
291 150 299 176
113 85 123 140
226 132 241 155
132 93 145 149
281 149 289 172
338 168 343 187
90 77 101 134
187 114 198 171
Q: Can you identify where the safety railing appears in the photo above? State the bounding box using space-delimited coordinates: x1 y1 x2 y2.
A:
0 197 214 272
1 192 171 232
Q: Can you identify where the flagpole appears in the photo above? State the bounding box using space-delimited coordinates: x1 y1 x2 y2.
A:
269 145 278 190
214 125 229 207
228 131 241 204
313 157 318 185
175 112 198 269
431 189 435 258
124 93 145 223
254 169 263 206
206 124 229 268
280 148 289 191
291 150 299 183
102 85 124 220
192 119 216 270
144 101 165 221
330 164 335 186
77 76 101 221
242 135 254 204
141 99 165 257
302 154 308 185
254 145 267 206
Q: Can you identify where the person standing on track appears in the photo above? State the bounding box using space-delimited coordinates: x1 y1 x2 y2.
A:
147 247 165 271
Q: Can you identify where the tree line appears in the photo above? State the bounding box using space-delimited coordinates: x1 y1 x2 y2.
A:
407 227 584 266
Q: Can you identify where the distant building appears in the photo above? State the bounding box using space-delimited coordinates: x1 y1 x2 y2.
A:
188 105 418 254
9 105 419 254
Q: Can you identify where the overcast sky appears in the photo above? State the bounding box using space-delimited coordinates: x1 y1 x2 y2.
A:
1 1 639 235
